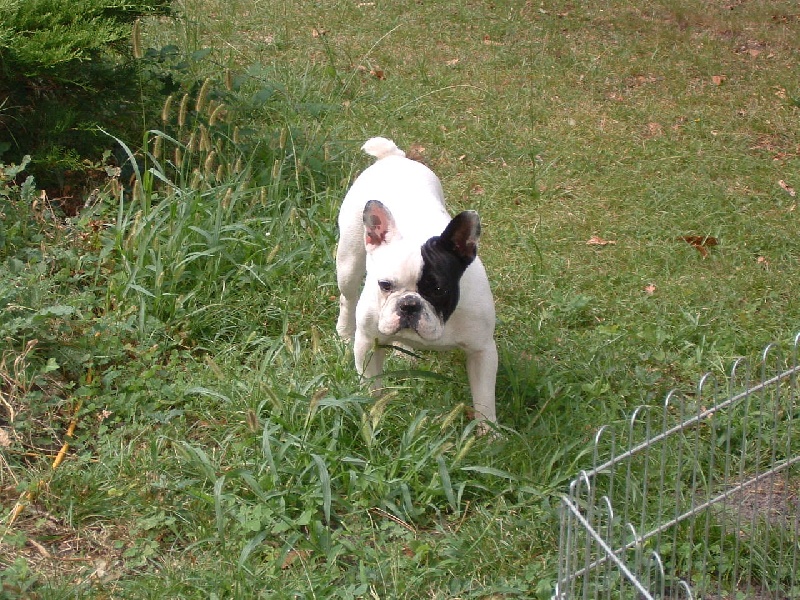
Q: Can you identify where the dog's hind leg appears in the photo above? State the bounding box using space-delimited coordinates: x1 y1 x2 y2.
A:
335 244 365 341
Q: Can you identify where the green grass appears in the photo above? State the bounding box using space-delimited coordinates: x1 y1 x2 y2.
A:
1 0 799 597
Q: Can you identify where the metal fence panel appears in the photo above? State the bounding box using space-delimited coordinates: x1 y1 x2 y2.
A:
556 335 800 599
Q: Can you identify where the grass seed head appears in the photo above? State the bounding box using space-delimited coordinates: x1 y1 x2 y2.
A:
195 78 212 114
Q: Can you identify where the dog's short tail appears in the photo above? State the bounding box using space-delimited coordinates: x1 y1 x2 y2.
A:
362 137 406 160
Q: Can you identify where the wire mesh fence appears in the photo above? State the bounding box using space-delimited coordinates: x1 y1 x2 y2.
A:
556 335 800 599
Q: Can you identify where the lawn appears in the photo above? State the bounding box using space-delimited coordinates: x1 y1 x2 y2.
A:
1 0 799 597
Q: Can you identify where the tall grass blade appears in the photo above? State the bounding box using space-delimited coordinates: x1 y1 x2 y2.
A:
311 453 332 524
213 475 227 540
261 423 280 486
437 455 458 514
185 386 231 403
239 529 270 568
177 441 217 481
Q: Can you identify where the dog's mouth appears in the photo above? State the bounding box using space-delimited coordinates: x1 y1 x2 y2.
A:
387 314 443 341
399 312 420 330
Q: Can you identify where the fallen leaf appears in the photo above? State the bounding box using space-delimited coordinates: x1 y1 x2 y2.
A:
311 27 327 38
445 58 460 66
282 550 311 569
644 284 657 295
406 144 427 163
645 122 663 137
370 68 385 80
711 75 727 86
778 180 796 197
627 74 659 88
587 236 616 246
678 235 718 258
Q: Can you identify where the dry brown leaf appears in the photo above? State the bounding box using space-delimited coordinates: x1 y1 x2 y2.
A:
711 75 727 86
678 235 718 258
627 74 659 88
0 427 11 448
645 122 664 137
778 180 796 197
406 144 427 163
445 58 460 66
281 549 311 569
587 236 616 246
482 34 504 46
311 27 327 38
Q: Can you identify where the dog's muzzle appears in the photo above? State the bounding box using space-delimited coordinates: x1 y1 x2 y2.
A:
397 294 423 329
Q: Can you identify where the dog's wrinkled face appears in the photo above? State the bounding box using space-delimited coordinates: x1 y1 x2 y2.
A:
362 200 479 341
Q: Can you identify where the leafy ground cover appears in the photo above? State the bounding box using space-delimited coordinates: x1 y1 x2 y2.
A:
1 0 799 597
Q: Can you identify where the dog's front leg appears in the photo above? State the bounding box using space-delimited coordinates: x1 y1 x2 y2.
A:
466 342 498 425
354 333 386 393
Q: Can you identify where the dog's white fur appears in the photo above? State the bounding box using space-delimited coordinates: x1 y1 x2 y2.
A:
336 137 497 424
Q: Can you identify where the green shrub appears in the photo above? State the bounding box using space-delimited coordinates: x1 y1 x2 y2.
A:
0 0 171 198
0 0 167 73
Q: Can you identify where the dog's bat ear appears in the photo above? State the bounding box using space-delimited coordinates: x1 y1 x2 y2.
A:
440 210 480 263
363 200 398 251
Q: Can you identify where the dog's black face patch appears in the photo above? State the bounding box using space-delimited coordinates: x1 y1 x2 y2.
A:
418 237 473 323
417 211 480 323
417 250 463 322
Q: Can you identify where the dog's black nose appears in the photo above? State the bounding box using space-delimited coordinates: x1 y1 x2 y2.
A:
397 295 423 315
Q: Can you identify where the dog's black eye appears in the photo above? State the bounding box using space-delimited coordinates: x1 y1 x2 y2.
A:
378 280 393 293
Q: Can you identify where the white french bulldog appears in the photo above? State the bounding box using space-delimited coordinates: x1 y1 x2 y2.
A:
336 137 497 425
